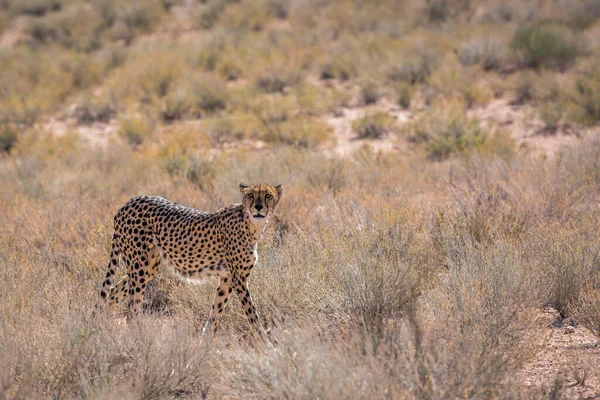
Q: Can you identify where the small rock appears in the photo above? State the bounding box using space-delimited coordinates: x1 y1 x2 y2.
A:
331 109 344 117
564 326 576 334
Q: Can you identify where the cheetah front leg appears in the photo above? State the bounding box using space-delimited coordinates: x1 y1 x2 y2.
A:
233 274 268 338
202 276 232 334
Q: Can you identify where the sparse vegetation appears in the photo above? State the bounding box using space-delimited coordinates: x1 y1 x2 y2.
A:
404 105 491 159
352 112 395 139
512 24 586 71
0 123 18 153
2 0 600 398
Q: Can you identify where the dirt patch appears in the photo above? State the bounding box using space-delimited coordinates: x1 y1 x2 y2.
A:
518 308 600 398
43 115 118 148
469 98 585 156
323 99 410 157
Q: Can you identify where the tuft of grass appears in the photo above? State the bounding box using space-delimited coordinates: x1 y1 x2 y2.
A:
352 112 395 139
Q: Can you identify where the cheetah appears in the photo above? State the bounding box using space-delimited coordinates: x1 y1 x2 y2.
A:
99 183 283 336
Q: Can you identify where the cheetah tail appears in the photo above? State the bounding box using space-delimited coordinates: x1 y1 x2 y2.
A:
99 237 121 302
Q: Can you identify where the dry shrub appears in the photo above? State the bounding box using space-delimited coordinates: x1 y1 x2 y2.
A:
358 80 381 105
568 65 600 126
527 232 600 318
404 105 488 159
352 112 395 139
570 277 600 338
8 0 62 16
0 249 215 399
118 112 155 147
412 235 541 398
0 123 18 153
192 75 229 114
27 3 104 52
263 117 332 148
2 133 596 398
77 93 118 124
457 34 508 71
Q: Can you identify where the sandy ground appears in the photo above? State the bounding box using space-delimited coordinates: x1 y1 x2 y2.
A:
518 308 600 398
39 92 595 158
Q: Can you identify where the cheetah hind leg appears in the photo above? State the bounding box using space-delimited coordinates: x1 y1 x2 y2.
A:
126 246 162 317
108 276 129 307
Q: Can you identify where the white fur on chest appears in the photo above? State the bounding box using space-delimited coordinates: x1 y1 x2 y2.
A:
248 212 269 241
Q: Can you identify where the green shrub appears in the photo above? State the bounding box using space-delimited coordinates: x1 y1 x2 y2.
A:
352 113 395 139
512 24 585 71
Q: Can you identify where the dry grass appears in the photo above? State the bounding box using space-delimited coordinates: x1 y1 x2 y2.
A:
1 131 600 398
2 1 600 398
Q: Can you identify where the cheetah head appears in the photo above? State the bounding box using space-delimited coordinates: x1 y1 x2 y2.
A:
240 183 283 220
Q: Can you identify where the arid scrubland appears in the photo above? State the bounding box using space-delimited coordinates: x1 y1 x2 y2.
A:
2 0 600 398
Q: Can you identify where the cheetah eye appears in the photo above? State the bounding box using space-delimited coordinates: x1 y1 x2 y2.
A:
247 194 254 199
265 194 272 199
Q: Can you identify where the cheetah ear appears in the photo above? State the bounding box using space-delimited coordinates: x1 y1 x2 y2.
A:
239 183 249 192
275 184 283 199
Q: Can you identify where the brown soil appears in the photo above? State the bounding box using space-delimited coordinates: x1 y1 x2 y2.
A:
518 308 600 398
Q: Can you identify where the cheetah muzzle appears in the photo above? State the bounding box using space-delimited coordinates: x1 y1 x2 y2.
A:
98 183 283 337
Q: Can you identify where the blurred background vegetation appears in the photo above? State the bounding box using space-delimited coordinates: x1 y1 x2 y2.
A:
2 1 600 398
0 0 599 155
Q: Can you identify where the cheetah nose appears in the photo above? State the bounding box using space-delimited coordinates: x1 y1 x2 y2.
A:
255 203 263 211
